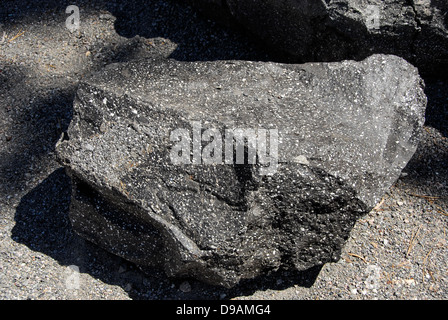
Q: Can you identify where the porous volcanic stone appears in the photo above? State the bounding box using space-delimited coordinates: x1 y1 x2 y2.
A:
56 55 426 287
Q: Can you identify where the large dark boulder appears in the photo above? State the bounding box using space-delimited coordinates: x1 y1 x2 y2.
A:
56 55 426 287
187 0 448 77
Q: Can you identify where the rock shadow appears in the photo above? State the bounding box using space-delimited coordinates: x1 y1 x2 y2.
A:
106 0 279 62
0 63 75 197
423 78 448 138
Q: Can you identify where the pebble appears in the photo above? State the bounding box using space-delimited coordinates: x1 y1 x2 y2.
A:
179 281 191 293
99 13 114 21
294 155 310 165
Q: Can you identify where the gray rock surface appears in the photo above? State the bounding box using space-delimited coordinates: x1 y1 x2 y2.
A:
56 54 426 287
188 0 448 77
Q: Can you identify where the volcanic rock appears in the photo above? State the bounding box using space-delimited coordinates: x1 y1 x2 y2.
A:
56 55 426 287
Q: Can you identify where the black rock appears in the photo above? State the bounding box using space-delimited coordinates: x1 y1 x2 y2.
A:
188 0 448 77
56 55 426 287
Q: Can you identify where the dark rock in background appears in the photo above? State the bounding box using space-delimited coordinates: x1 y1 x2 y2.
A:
187 0 448 77
56 54 426 287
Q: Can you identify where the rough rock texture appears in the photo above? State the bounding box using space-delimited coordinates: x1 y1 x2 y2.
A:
56 54 426 287
187 0 448 77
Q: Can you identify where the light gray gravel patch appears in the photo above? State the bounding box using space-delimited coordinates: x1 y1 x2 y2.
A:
0 0 447 300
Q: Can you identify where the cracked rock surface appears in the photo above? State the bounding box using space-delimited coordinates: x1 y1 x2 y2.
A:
189 0 448 77
56 54 426 287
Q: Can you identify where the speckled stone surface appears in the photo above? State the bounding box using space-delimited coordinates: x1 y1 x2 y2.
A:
56 54 426 287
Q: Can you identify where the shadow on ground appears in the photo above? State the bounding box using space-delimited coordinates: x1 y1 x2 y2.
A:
424 78 448 138
0 0 279 62
105 0 284 62
0 63 75 197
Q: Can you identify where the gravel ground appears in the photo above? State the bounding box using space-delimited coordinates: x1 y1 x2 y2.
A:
0 0 447 300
